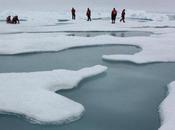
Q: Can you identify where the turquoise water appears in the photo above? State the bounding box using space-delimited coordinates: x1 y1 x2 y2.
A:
0 45 175 130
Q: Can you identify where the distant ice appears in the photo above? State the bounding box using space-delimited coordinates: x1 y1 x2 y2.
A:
0 65 107 124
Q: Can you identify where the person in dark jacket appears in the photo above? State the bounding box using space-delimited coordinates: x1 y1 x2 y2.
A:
11 16 20 24
6 16 11 23
86 8 91 21
111 8 117 24
71 7 76 20
120 9 126 23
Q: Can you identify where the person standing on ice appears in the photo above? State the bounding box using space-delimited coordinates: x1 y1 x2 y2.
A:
71 7 76 20
120 9 126 23
86 8 91 21
111 8 117 24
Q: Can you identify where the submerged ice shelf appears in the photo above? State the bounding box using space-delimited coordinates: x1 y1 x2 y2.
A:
0 65 107 124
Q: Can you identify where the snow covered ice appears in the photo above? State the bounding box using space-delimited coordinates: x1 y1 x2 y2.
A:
0 65 107 124
159 81 175 130
0 7 175 130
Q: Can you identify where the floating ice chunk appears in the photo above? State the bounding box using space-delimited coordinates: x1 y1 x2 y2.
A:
159 81 175 130
0 65 107 124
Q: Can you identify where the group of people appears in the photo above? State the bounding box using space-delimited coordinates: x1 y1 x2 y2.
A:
111 8 125 24
71 7 91 21
6 8 125 24
71 8 126 23
6 15 20 24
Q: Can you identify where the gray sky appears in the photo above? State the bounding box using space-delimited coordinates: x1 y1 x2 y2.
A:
0 0 174 12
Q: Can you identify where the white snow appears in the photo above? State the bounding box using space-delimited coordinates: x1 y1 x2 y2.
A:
0 9 175 130
0 30 175 64
159 81 175 130
126 10 169 21
102 34 175 64
0 65 107 124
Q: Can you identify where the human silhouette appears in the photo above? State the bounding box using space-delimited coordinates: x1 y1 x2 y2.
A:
71 8 76 20
111 8 117 24
120 9 126 23
86 8 91 21
6 16 11 23
12 16 20 24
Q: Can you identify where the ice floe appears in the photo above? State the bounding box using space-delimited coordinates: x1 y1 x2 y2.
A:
0 31 175 64
159 81 175 130
0 65 107 124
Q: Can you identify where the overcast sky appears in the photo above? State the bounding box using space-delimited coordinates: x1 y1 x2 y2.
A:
0 0 174 12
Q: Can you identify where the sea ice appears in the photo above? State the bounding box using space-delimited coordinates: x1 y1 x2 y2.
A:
159 81 175 130
1 9 175 130
0 65 107 124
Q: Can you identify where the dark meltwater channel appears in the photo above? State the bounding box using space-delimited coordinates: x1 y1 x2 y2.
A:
0 31 153 37
0 45 175 130
66 31 152 37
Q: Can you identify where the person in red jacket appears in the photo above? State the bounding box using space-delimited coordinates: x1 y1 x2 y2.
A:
120 9 126 23
71 7 76 20
86 8 91 21
111 8 117 24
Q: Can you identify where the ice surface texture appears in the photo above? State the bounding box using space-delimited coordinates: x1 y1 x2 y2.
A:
0 65 107 124
1 9 175 130
159 81 175 130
